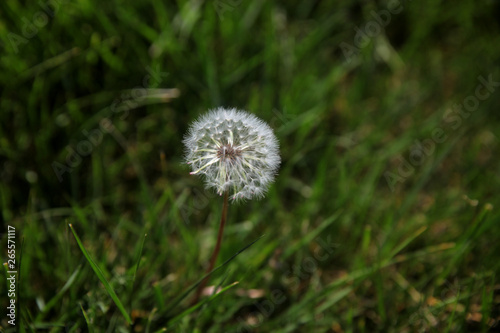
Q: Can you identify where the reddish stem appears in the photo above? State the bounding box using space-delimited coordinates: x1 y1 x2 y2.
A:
191 191 229 305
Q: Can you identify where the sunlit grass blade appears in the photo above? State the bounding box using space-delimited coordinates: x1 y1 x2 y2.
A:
69 224 132 325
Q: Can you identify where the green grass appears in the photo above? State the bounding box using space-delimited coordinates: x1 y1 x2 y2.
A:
1 0 500 332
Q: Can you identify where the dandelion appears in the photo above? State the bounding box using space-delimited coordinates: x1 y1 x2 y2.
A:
184 107 280 201
184 107 280 304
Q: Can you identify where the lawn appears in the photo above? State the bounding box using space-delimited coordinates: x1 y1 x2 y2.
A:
1 0 500 332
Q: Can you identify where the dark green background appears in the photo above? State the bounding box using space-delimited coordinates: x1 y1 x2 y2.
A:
1 0 500 332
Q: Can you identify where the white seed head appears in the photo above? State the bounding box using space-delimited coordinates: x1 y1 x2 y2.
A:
184 107 280 201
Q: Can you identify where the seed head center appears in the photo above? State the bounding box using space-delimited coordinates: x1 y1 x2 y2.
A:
217 144 242 161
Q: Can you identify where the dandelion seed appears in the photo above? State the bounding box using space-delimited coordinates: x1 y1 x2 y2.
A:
184 107 280 201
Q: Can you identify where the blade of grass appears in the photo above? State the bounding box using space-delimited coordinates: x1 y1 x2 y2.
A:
274 242 455 324
193 270 232 328
80 303 94 333
437 204 492 285
68 202 91 230
36 266 81 321
211 270 230 298
167 282 239 327
387 225 427 260
164 235 264 315
282 211 342 260
444 290 460 333
69 224 132 325
128 233 147 311
314 287 353 314
145 307 158 333
153 282 166 311
20 305 35 333
133 233 147 283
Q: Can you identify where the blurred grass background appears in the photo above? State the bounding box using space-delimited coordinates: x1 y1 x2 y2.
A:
1 0 500 332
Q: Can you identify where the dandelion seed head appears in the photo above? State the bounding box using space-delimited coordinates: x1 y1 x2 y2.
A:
184 107 280 201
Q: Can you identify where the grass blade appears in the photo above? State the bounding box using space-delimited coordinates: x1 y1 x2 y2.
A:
282 211 342 260
80 303 94 333
387 226 427 260
167 282 239 326
128 233 147 311
69 224 132 325
36 266 81 321
164 235 264 315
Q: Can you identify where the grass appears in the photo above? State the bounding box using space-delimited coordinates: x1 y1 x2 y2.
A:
1 0 500 332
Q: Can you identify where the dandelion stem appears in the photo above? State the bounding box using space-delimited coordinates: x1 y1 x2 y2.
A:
191 191 229 305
